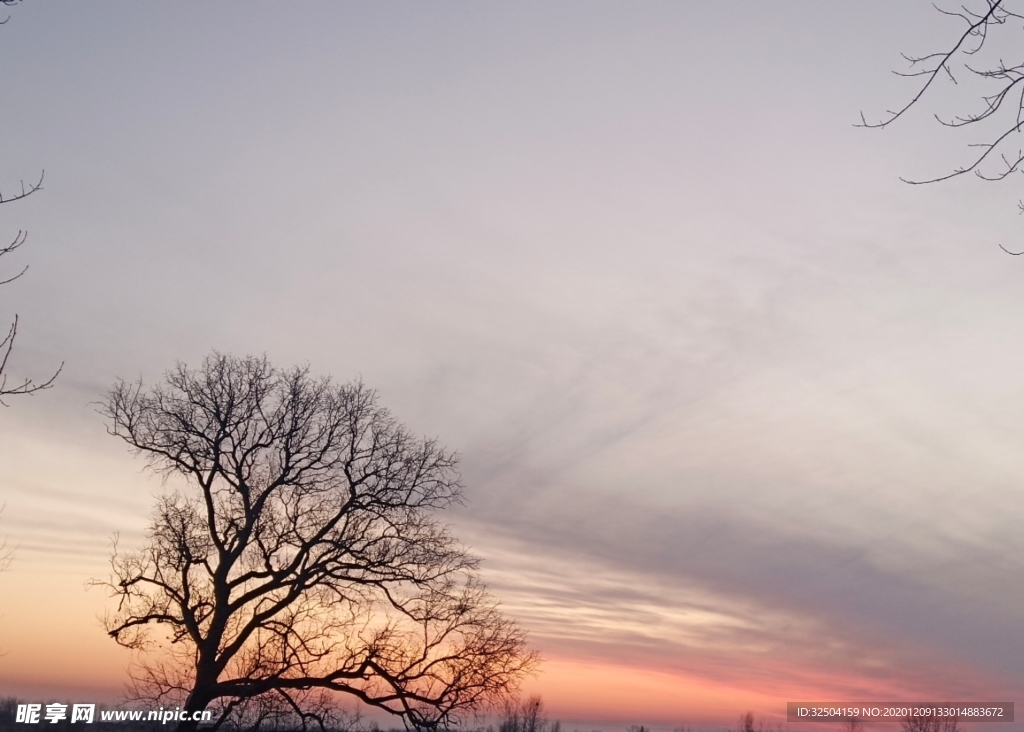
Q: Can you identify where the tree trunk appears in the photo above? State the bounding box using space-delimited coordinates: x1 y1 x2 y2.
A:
174 680 216 732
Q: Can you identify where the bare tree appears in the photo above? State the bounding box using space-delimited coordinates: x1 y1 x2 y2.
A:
0 534 10 575
210 689 362 732
739 712 755 732
0 503 13 579
498 698 521 732
97 353 536 732
901 713 959 732
0 2 62 400
499 695 548 732
860 0 1024 243
732 712 782 732
0 173 62 401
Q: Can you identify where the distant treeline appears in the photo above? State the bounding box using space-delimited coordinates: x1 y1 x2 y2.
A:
0 697 798 732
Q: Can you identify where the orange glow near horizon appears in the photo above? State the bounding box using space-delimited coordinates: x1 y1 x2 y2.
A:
0 563 131 702
0 529 1010 728
517 650 1009 729
0 556 1008 725
520 656 779 727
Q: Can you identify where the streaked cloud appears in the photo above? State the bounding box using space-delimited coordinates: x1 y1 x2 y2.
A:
1 1 1023 723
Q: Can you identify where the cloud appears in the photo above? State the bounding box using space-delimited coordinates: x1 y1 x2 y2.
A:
461 506 1017 702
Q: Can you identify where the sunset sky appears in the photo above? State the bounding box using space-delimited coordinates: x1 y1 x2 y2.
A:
2 1 1024 728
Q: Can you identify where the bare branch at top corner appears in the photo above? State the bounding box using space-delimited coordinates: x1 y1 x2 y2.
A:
857 1 1005 129
0 0 21 25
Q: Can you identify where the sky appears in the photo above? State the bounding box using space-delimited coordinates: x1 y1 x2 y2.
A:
2 1 1024 728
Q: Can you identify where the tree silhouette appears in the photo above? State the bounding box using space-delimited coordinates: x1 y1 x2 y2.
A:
861 0 1024 242
901 713 959 732
499 695 550 732
97 353 536 732
0 505 11 576
1 0 62 400
0 174 61 402
740 712 755 732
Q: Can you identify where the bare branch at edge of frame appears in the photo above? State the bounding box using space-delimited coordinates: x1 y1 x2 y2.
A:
0 170 61 404
0 0 21 26
0 171 43 207
857 1 1024 188
0 315 63 404
856 1 1006 130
